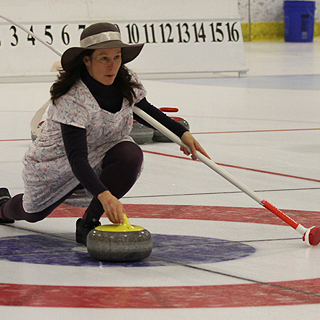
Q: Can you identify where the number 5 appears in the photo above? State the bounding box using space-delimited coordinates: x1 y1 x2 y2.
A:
45 25 53 45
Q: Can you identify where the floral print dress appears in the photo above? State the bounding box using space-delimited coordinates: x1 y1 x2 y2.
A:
22 72 146 213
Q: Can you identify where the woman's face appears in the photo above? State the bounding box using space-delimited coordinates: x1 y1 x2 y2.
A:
83 48 122 85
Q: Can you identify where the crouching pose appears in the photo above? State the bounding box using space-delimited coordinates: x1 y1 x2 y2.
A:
0 22 209 245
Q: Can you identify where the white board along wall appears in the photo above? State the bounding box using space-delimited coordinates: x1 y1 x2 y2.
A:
0 0 247 81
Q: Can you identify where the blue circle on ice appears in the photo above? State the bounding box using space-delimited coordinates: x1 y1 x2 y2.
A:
0 233 255 267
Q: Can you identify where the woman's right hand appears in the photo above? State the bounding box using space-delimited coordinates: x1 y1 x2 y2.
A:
97 190 125 224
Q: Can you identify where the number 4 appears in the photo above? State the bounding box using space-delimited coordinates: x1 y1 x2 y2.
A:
27 26 36 45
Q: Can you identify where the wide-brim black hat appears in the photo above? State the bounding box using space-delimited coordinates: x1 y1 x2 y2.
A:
61 22 144 71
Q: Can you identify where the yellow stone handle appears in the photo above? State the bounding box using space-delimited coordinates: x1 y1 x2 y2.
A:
122 214 131 227
95 214 145 232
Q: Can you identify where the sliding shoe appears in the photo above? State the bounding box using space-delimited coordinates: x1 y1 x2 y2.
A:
0 188 14 223
76 218 101 246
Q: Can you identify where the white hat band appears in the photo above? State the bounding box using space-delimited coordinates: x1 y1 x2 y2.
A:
80 31 121 48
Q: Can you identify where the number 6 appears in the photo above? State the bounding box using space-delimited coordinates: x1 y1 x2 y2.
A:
61 25 70 45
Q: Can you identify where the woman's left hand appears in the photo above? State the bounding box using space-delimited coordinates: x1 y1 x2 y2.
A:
180 131 210 160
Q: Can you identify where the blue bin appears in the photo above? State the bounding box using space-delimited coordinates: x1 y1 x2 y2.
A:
284 1 316 42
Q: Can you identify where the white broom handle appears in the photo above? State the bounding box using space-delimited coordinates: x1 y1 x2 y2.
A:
133 106 264 204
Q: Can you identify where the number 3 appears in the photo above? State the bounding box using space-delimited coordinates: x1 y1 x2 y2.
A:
10 26 18 46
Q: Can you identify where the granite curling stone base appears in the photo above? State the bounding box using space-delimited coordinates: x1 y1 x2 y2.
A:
130 121 154 145
86 214 153 262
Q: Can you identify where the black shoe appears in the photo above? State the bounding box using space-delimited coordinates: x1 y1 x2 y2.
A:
0 188 14 224
76 218 101 246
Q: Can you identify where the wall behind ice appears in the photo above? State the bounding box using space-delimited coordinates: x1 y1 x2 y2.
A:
238 0 320 40
0 0 247 80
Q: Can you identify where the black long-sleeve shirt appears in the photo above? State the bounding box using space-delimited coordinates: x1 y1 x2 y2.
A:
61 71 188 197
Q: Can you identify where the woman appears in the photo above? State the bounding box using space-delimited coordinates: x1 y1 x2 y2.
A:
0 22 209 245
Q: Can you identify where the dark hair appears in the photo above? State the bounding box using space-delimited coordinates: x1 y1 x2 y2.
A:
50 50 142 105
114 65 143 105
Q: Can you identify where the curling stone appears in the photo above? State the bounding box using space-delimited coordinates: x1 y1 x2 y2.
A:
130 120 154 145
87 214 152 262
153 107 190 142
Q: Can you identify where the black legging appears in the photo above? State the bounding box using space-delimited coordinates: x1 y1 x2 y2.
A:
1 141 143 222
